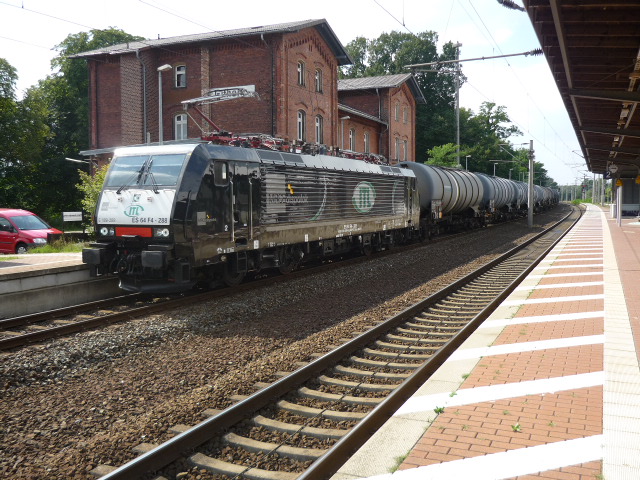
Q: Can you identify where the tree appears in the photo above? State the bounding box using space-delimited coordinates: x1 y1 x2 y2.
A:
426 143 466 167
341 30 460 160
0 29 142 219
77 163 109 221
50 28 144 153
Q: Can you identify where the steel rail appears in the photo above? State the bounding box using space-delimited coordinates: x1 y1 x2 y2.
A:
298 205 582 479
98 206 580 480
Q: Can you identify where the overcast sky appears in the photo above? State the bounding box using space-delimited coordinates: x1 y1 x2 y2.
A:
0 0 587 184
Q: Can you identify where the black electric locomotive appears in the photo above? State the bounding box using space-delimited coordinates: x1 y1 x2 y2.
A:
83 143 421 292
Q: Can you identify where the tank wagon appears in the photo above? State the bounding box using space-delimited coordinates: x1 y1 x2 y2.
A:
83 143 559 293
398 162 558 237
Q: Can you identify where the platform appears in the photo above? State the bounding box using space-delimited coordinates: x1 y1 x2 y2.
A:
0 253 120 317
333 204 640 480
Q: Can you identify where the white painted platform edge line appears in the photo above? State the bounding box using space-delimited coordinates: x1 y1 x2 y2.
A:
394 371 604 416
363 435 604 480
450 334 604 361
502 293 604 306
514 281 603 291
538 257 603 263
527 272 603 279
479 310 605 329
533 263 604 270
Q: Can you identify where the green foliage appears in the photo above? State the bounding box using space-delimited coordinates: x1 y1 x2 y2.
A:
339 32 557 185
0 29 141 219
342 30 459 160
426 143 463 167
77 163 109 217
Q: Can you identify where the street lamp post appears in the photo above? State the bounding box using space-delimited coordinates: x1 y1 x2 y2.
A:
465 155 471 171
157 64 172 144
527 140 534 228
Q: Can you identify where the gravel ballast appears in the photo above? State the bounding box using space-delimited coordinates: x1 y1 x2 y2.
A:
0 206 570 479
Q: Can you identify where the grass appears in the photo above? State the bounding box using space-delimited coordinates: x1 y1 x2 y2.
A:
30 238 88 254
0 256 20 262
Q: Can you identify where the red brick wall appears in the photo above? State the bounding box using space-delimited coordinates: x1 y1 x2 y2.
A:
86 26 416 160
205 38 273 135
388 84 417 162
277 29 339 146
339 91 382 119
93 58 121 149
120 53 143 145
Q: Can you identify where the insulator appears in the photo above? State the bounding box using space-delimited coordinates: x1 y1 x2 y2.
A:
497 0 525 12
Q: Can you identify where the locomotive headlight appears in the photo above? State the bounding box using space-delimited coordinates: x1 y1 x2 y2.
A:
99 227 115 236
154 227 170 237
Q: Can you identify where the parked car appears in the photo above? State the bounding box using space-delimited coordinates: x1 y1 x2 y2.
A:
0 209 63 254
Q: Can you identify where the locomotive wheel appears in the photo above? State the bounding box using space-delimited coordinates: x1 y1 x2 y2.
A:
278 247 301 274
222 265 245 287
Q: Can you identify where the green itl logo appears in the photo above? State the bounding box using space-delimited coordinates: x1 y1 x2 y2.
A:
353 182 376 213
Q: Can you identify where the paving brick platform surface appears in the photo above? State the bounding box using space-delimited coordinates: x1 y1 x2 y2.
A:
332 205 640 480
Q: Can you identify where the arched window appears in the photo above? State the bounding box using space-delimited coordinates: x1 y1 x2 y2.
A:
395 102 400 121
403 140 408 161
349 128 356 151
364 132 370 153
297 110 306 141
297 61 306 86
315 115 324 144
174 113 187 140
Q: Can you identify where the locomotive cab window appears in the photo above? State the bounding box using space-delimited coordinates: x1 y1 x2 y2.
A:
214 161 229 186
104 153 187 188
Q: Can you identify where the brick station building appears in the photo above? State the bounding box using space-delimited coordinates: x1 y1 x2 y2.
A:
74 19 425 164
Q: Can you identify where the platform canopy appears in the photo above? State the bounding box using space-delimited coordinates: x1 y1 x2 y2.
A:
523 0 640 179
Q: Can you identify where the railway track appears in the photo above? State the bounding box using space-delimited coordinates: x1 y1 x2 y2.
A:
93 205 582 480
0 223 484 352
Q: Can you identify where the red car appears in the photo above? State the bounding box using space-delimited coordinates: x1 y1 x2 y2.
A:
0 209 63 254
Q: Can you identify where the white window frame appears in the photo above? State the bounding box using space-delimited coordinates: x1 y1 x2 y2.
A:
315 115 324 144
297 61 306 86
403 140 408 161
175 65 186 88
349 128 356 151
315 68 323 93
395 137 401 160
174 113 188 140
403 107 408 124
297 110 306 141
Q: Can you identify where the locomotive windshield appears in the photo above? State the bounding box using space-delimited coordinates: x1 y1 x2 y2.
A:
105 153 187 190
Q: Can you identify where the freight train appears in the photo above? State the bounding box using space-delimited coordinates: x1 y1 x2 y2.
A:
82 142 558 293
